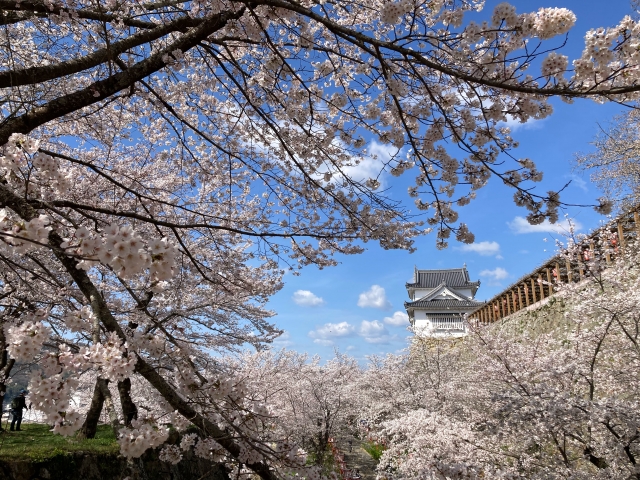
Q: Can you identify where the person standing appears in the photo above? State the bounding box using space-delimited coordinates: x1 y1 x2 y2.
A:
9 390 29 431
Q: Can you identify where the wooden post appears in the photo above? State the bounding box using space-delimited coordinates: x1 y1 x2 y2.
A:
517 285 523 310
523 283 530 306
565 259 572 283
538 276 545 300
555 262 560 284
512 290 517 313
618 222 625 251
546 268 552 297
635 211 640 240
530 278 537 303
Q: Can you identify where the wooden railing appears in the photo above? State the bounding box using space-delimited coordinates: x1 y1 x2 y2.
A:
468 206 640 324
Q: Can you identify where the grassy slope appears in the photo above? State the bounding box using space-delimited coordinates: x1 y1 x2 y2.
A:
0 424 118 462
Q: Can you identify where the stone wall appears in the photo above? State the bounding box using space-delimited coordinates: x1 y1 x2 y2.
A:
0 449 230 480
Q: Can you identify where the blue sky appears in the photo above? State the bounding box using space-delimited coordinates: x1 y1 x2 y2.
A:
266 0 635 361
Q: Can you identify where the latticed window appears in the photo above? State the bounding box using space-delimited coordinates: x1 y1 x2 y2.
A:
427 315 466 331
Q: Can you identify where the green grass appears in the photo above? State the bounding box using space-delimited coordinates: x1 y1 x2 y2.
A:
0 423 119 462
362 440 386 462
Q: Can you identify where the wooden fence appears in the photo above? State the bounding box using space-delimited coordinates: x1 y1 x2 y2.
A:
468 206 640 324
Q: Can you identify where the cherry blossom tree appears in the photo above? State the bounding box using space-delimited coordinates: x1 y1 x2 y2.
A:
2 0 640 477
361 238 640 479
575 107 640 213
233 350 360 470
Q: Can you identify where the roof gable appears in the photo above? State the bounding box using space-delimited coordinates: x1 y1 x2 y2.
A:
416 283 467 302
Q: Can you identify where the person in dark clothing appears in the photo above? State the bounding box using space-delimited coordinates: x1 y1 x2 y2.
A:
10 390 29 431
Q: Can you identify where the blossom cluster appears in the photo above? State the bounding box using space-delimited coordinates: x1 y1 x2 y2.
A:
194 437 226 462
129 330 165 356
66 224 178 281
380 0 412 25
6 310 50 362
1 134 71 196
158 445 182 464
491 4 576 39
0 133 39 175
28 372 82 435
0 209 52 254
541 52 569 78
180 433 198 451
118 415 170 458
62 305 93 332
80 332 136 381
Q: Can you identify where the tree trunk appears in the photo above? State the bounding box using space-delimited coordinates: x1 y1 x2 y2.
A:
99 379 121 437
78 377 121 439
117 378 137 427
0 323 15 430
78 377 105 439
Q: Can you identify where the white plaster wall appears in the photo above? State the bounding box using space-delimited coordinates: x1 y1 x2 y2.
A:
455 288 473 298
412 288 431 299
414 319 430 330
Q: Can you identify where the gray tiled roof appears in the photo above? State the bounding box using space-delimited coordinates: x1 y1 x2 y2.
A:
404 299 485 309
406 268 480 289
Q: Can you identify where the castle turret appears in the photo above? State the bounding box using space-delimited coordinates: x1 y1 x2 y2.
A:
405 266 483 337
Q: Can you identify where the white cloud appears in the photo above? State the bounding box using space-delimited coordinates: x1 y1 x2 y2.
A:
458 241 501 257
499 116 546 132
566 174 588 192
368 140 397 162
292 290 325 307
359 320 394 344
271 331 293 348
357 285 392 310
383 311 410 326
308 321 355 346
334 140 395 189
479 267 509 281
507 216 582 235
359 319 386 337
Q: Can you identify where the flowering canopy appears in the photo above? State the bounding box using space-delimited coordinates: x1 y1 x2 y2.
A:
1 0 640 477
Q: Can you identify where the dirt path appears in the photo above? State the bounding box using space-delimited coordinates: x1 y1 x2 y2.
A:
335 435 378 480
